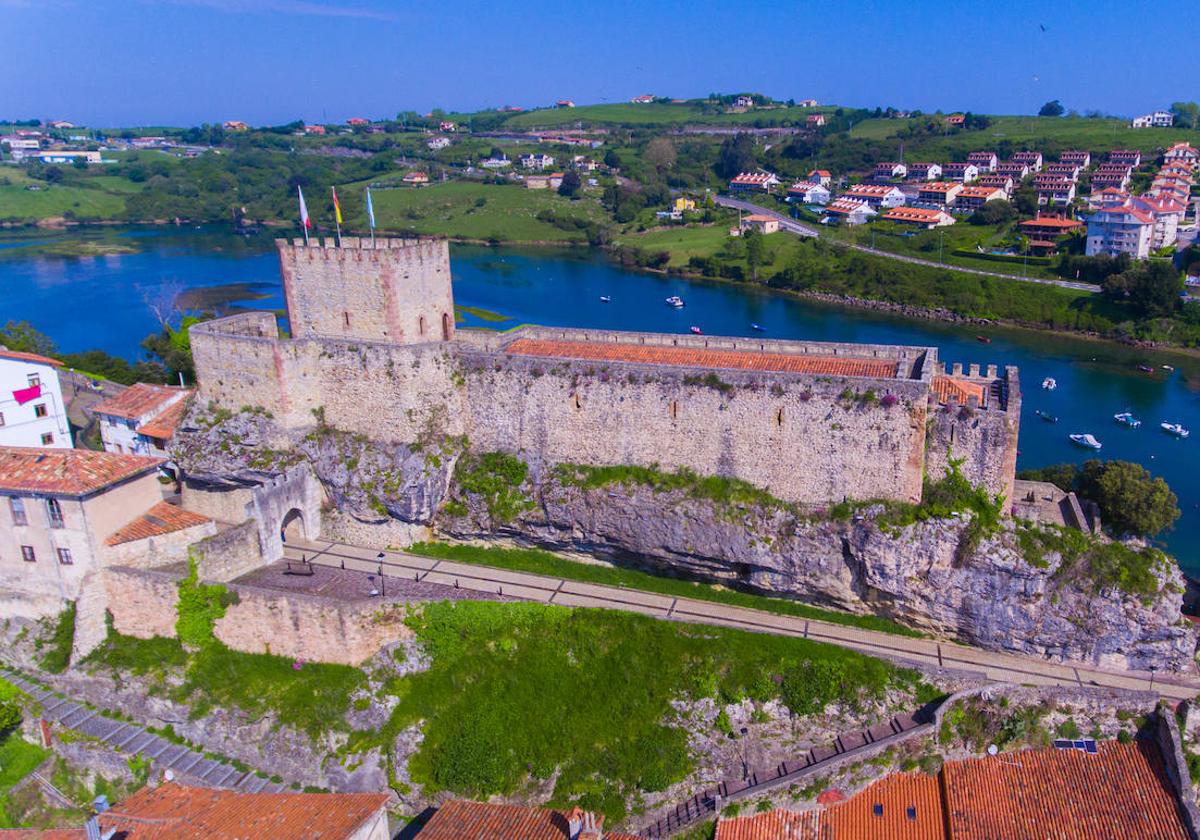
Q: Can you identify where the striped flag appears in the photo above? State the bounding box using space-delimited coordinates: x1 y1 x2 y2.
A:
331 186 343 225
297 186 311 229
365 188 376 231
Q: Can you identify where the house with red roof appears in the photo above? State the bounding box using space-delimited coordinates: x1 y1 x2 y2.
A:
346 117 370 126
806 113 827 128
884 206 956 228
1086 204 1155 258
1060 150 1092 168
1012 151 1043 172
966 151 998 172
873 162 907 180
92 383 192 458
416 800 639 840
1092 163 1133 191
1034 174 1076 206
729 171 780 192
954 185 1006 212
1164 142 1198 163
844 183 906 208
1019 214 1084 254
916 181 963 207
974 173 1013 193
943 162 979 183
0 347 70 450
1108 148 1142 167
823 198 877 225
808 169 832 186
906 163 942 181
995 161 1030 181
302 124 326 135
788 181 831 204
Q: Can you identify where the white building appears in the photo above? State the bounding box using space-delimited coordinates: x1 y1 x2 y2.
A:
481 156 512 169
0 349 71 449
520 153 555 170
1131 111 1174 128
824 198 876 225
1085 206 1154 259
906 163 942 181
92 384 191 458
842 184 906 208
943 162 979 183
426 136 451 150
786 181 831 205
873 162 907 180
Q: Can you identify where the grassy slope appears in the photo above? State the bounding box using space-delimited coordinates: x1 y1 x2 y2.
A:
345 181 607 242
504 102 836 129
408 541 922 637
0 167 130 222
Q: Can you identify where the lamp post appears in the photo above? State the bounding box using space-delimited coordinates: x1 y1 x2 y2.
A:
377 552 386 597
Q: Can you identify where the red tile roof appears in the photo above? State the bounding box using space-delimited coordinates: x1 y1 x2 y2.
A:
417 800 640 840
105 501 212 546
505 338 900 379
137 394 193 441
1019 216 1083 230
884 207 952 225
932 375 986 406
845 184 901 197
0 348 61 367
92 383 187 422
715 808 820 840
0 447 162 497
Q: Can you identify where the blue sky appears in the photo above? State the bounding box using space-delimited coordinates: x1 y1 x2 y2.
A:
2 0 1195 126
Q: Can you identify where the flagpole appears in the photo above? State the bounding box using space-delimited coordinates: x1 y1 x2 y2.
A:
367 188 376 247
298 186 309 246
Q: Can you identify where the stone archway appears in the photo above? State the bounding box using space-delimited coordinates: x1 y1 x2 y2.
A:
281 508 306 543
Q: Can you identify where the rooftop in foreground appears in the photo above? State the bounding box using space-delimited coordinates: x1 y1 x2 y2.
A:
504 338 903 379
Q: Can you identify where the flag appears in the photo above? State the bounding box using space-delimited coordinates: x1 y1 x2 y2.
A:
332 186 343 226
365 188 376 231
298 186 311 229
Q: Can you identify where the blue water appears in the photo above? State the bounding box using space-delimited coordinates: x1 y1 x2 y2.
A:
2 230 1198 570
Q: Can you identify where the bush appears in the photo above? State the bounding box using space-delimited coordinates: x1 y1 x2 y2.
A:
0 700 21 735
1021 459 1180 538
37 602 76 674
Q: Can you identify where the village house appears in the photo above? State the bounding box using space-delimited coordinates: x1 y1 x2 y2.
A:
1 135 42 152
805 113 827 128
1060 150 1092 168
36 150 101 164
481 155 511 169
426 136 451 150
1108 149 1142 167
0 349 70 450
555 99 575 108
996 162 1030 181
1130 194 1188 249
302 124 326 135
526 173 565 190
1090 187 1132 208
438 120 457 132
1092 163 1133 191
1164 142 1198 163
402 171 430 186
906 162 942 181
955 185 1007 211
1019 214 1084 254
916 181 963 206
1012 151 1043 171
733 95 755 110
787 181 831 204
1044 162 1081 181
1086 204 1155 258
823 198 876 225
943 162 979 183
47 120 74 129
520 152 555 170
346 117 370 126
1034 174 1077 206
843 183 906 208
975 173 1014 193
630 94 656 104
945 113 966 126
416 801 638 840
966 151 998 172
741 214 780 234
572 156 598 171
729 171 780 192
883 206 956 228
221 120 248 132
797 98 819 107
808 169 832 186
1131 110 1174 128
92 383 192 458
1150 176 1193 204
872 161 906 180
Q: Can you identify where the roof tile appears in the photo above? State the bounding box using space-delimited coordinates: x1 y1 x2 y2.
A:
0 447 162 497
105 501 212 546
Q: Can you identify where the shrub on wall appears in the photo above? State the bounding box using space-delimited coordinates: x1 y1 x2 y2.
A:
176 556 238 648
36 601 76 674
452 451 536 525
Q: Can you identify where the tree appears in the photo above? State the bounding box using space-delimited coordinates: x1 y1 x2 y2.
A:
557 170 581 198
603 150 621 169
968 199 1018 226
1011 183 1038 216
716 132 757 179
1038 100 1065 117
743 228 766 281
1077 460 1179 537
0 320 57 356
1169 101 1199 130
0 699 20 735
1102 261 1183 317
643 137 677 173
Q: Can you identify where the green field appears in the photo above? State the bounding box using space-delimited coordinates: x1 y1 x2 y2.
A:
0 167 131 222
504 101 836 129
615 224 733 266
345 180 609 242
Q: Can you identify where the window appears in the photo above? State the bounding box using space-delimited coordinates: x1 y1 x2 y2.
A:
34 403 48 418
0 411 5 427
40 433 54 446
27 373 40 387
56 548 73 565
10 498 27 526
47 498 64 528
343 311 351 328
21 546 35 563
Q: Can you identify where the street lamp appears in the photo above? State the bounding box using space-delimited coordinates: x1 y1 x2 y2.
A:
377 552 386 596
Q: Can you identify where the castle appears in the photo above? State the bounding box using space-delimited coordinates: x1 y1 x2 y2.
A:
186 236 1021 556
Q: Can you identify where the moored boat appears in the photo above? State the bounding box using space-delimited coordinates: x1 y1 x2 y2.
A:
1161 422 1190 438
1069 433 1102 450
1138 364 1154 373
665 295 685 308
1035 410 1058 423
1041 377 1057 390
1114 412 1141 428
976 335 991 344
751 323 765 332
599 295 611 303
690 326 703 335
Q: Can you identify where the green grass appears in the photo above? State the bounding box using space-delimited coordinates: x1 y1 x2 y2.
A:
376 600 923 821
503 101 838 129
615 224 732 267
0 182 127 222
407 540 922 637
35 603 75 674
0 735 48 793
339 181 608 242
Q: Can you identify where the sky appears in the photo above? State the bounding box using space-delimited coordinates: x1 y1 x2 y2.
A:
2 0 1197 127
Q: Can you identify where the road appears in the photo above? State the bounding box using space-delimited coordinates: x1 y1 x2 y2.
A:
284 538 1199 702
714 195 1101 293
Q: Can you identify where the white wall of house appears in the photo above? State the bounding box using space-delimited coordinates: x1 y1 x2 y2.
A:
1086 215 1152 259
0 359 70 449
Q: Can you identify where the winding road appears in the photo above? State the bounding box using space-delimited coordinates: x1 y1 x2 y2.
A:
284 539 1199 702
715 195 1101 293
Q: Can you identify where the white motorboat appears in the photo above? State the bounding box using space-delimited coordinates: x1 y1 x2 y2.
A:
1069 433 1102 450
665 295 685 308
1113 412 1141 428
1161 422 1190 438
599 295 611 303
1041 377 1057 390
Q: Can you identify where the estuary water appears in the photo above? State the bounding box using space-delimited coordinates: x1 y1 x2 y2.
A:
2 227 1198 570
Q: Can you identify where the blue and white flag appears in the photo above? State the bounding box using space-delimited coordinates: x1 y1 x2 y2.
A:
365 188 376 231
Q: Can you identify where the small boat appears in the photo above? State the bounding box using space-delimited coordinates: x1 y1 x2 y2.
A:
1138 364 1154 373
751 323 765 332
1069 433 1103 450
690 326 703 335
599 295 611 303
1042 377 1057 390
1114 412 1141 428
976 335 991 344
1162 365 1175 372
1035 410 1058 423
1161 422 1190 438
665 295 685 308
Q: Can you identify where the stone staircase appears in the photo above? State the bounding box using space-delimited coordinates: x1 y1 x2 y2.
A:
0 666 289 794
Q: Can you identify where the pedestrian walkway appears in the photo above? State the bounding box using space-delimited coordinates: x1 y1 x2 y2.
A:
0 666 288 794
284 539 1200 702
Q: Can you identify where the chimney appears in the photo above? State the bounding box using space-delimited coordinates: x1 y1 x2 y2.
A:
567 807 604 840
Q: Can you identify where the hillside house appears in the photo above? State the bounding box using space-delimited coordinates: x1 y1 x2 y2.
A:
1060 150 1092 168
975 173 1014 193
426 136 451 150
797 98 819 107
1012 151 1043 171
943 162 979 183
1086 205 1154 258
302 124 326 135
1092 164 1132 191
873 162 907 180
402 171 430 186
823 198 876 225
1150 176 1192 204
729 171 780 192
787 181 831 204
0 349 70 449
418 801 638 840
806 114 827 127
1019 215 1084 254
1164 142 1198 163
966 151 998 172
1044 162 1081 181
1108 149 1142 167
520 153 555 170
37 151 100 164
1090 187 1132 208
945 114 966 126
843 183 906 208
346 117 370 126
741 214 780 234
573 156 598 171
1034 175 1077 206
438 121 457 132
917 181 963 206
556 99 576 108
955 185 1007 211
1131 110 1174 128
733 95 755 110
630 94 656 104
1131 194 1187 249
808 169 832 186
92 384 192 458
673 197 697 212
907 163 942 181
481 155 511 169
996 162 1030 181
883 206 956 228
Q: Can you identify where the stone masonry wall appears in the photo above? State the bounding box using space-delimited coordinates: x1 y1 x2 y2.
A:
190 519 264 583
105 567 181 640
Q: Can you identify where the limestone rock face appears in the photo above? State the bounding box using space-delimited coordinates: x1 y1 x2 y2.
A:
440 477 1197 673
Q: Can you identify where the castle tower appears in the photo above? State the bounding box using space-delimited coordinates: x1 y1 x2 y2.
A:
277 236 455 344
